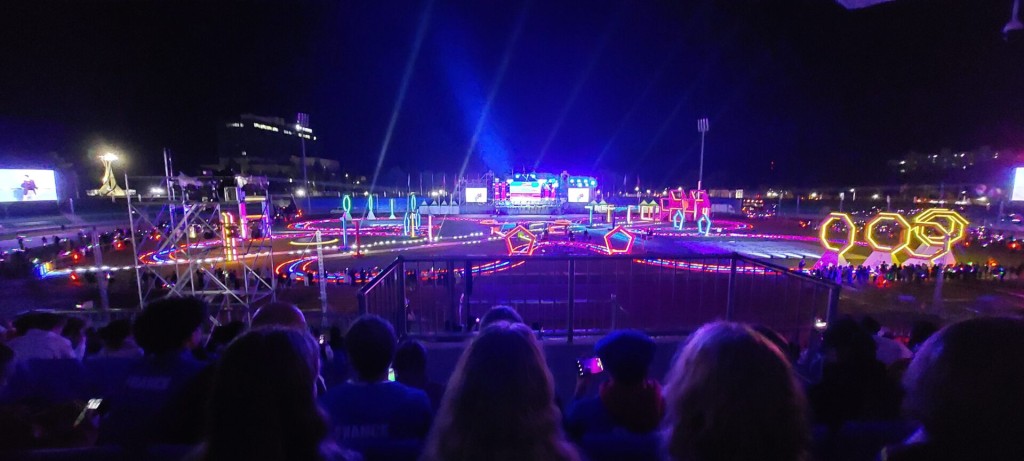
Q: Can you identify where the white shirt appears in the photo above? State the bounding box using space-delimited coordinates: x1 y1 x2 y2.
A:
7 329 76 362
874 335 913 366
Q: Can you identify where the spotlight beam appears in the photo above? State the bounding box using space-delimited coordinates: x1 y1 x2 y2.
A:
631 87 692 168
370 0 435 192
655 41 768 187
459 1 531 179
591 43 681 171
533 13 620 170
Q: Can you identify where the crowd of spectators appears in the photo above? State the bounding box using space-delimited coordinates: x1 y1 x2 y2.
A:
0 299 1023 461
810 261 1017 287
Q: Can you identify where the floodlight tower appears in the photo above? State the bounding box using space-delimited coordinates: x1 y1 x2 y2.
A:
297 112 311 212
697 118 709 191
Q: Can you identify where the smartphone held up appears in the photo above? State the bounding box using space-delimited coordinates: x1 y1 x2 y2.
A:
576 357 604 376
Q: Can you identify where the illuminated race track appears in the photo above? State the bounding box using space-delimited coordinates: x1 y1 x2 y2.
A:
42 215 843 281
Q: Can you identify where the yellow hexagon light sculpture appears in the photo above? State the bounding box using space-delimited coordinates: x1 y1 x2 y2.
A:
818 212 857 258
904 208 968 262
864 212 911 254
818 208 968 264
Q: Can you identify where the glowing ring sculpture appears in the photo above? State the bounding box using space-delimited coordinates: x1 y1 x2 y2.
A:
818 212 857 257
864 212 911 253
819 209 968 262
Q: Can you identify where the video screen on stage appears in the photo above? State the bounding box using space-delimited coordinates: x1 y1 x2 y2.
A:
465 187 488 203
568 187 590 203
1013 167 1024 201
509 181 542 203
0 169 58 202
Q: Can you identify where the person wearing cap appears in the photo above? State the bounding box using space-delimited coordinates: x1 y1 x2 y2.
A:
564 330 664 441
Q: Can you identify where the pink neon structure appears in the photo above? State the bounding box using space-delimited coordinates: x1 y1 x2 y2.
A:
659 189 712 223
659 189 687 221
686 190 711 221
603 225 636 254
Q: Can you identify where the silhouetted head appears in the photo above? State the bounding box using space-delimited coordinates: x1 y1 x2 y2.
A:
907 320 939 351
62 317 88 349
345 315 397 381
201 328 330 461
252 302 307 330
135 297 206 356
0 343 14 388
207 321 246 353
663 322 809 461
903 317 1024 457
751 325 795 363
860 316 882 336
14 311 66 335
99 319 133 349
822 316 876 364
596 330 656 385
393 339 428 381
422 322 579 461
480 306 523 329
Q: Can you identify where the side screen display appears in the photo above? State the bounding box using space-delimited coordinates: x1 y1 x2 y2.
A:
1013 167 1024 201
465 187 488 203
567 187 590 203
0 169 58 202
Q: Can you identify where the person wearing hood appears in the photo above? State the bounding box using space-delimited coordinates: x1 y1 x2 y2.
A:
564 330 665 440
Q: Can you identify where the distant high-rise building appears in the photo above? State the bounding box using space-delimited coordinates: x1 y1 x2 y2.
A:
210 113 338 181
888 147 1023 183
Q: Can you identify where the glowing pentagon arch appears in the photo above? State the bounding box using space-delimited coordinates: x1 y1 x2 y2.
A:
672 209 685 230
504 225 537 255
818 212 857 257
696 211 712 236
603 225 635 254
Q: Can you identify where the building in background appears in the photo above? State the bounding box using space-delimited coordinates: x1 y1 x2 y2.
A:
209 114 339 186
888 147 1024 184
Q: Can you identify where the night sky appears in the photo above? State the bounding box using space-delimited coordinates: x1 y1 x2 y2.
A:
0 0 1021 189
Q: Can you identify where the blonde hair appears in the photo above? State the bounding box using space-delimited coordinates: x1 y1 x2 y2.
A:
421 322 579 461
663 322 809 461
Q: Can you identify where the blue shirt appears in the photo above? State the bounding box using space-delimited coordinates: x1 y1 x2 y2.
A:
98 351 209 447
320 380 432 445
565 396 618 440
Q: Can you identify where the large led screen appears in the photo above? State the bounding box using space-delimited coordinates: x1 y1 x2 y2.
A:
1013 167 1024 201
0 169 58 202
509 181 542 203
465 187 488 203
568 187 590 203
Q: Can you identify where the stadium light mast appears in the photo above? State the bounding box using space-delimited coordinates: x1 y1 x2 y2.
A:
297 112 311 211
697 117 709 191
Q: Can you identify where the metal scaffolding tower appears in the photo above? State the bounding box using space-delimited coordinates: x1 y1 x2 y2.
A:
126 174 276 321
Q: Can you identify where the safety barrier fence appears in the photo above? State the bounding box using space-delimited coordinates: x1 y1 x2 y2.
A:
358 253 840 344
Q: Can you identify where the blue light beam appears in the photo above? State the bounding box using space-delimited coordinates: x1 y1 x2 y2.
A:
370 0 435 192
533 14 619 170
458 1 531 178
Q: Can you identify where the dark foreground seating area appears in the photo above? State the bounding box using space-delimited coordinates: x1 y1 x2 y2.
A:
1 298 1022 461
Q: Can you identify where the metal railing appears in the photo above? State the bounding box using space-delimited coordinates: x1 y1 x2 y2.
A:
358 253 841 345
